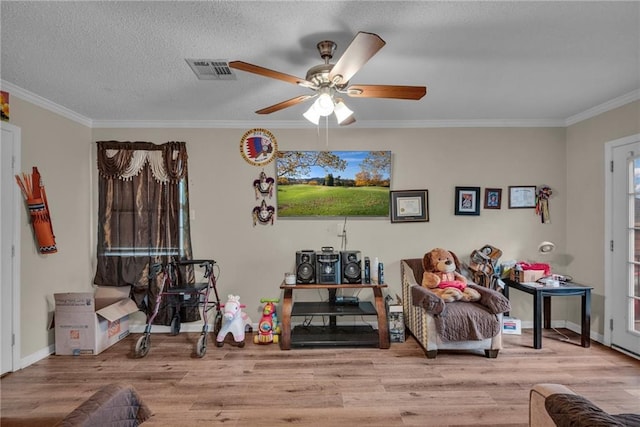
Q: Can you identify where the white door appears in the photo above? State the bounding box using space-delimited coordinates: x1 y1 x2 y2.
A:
1 122 21 375
609 134 640 356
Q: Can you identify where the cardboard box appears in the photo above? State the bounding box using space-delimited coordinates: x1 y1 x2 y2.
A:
54 286 139 355
385 296 405 343
509 269 546 283
502 316 522 335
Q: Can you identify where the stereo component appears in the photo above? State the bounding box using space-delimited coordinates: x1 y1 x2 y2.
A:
295 250 316 284
340 250 362 284
316 247 341 284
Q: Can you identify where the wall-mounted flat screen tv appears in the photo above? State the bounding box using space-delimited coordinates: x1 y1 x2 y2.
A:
276 150 391 218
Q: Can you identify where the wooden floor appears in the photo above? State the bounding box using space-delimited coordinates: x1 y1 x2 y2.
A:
1 328 639 426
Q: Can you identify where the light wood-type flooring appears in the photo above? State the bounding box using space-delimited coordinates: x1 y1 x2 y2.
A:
1 328 639 426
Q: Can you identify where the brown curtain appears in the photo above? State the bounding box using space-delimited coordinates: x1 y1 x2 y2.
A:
93 140 198 325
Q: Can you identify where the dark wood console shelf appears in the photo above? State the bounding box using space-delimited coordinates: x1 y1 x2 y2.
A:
279 283 390 350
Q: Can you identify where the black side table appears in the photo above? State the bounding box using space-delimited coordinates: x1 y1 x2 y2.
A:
503 279 593 349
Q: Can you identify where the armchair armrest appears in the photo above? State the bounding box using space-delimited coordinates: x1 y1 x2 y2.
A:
530 383 577 427
55 383 153 427
467 283 511 314
402 261 445 315
411 285 445 315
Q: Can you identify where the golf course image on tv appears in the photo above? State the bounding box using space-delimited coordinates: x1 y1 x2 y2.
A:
276 150 391 218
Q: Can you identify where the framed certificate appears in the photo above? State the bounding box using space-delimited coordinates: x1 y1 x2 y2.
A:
390 190 429 223
508 186 537 208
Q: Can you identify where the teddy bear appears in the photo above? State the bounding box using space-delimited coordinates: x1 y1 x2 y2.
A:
421 248 481 303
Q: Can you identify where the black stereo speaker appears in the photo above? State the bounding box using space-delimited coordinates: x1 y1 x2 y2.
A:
340 250 362 284
295 250 316 284
316 247 341 284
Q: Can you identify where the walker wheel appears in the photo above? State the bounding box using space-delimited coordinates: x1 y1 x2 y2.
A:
213 312 223 335
170 315 180 336
135 335 150 358
196 334 207 358
238 340 245 348
215 340 224 348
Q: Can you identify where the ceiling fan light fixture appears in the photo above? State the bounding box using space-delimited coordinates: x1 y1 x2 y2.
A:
303 104 321 125
334 100 354 124
314 90 335 116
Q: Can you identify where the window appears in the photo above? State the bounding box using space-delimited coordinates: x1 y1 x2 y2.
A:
93 141 195 325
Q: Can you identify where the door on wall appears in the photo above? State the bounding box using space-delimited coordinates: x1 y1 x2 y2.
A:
610 134 640 356
1 122 20 375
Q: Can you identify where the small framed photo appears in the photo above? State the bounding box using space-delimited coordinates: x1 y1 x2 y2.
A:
455 187 480 216
484 188 502 209
508 186 537 208
390 190 429 223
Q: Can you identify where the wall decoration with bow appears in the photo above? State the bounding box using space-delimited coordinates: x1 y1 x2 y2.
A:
536 185 552 224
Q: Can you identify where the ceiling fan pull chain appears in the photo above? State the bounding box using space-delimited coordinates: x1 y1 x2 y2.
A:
325 116 329 147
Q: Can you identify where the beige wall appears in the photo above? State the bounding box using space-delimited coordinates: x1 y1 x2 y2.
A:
10 95 638 363
9 97 93 358
566 100 640 334
91 126 567 335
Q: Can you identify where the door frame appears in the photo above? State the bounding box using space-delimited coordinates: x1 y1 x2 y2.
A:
604 132 640 350
1 122 21 373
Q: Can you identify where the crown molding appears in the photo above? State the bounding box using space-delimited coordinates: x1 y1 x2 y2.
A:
0 80 93 127
564 89 640 126
3 79 637 130
92 118 565 129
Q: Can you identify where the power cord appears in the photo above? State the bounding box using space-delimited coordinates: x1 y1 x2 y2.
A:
340 216 348 251
551 327 571 342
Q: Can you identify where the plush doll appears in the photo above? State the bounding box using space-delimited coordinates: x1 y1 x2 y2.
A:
216 295 252 347
422 248 481 303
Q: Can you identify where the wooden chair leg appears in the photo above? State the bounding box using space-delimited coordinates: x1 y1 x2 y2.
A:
484 349 499 358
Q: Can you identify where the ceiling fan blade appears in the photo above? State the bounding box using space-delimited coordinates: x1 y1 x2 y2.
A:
255 95 316 114
346 84 427 100
229 61 313 87
329 32 386 85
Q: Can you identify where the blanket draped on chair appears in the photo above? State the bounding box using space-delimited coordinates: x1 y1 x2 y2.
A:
435 302 501 341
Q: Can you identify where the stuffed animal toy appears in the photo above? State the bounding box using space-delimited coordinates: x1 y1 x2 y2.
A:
422 248 481 303
216 295 252 347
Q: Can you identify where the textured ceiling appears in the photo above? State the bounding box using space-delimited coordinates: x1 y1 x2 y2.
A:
1 1 639 128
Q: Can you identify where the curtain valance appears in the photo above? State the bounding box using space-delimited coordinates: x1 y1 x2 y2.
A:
96 141 188 183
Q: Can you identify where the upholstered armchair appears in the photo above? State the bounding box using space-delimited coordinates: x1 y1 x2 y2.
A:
401 258 511 358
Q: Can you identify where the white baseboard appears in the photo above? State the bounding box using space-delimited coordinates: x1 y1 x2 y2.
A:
19 344 54 370
513 319 604 343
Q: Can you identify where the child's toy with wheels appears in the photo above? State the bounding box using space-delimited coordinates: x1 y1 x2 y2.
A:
254 298 280 344
216 295 252 347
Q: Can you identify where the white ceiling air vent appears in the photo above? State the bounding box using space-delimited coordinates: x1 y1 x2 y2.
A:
186 59 236 80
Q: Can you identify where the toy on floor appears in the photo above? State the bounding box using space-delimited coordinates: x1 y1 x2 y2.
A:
254 298 280 344
216 295 252 347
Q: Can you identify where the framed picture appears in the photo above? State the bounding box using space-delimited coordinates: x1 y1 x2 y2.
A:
508 186 537 208
455 187 480 216
390 190 429 223
484 188 502 209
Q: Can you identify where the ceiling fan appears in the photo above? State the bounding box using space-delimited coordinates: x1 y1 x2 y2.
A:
229 31 427 126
